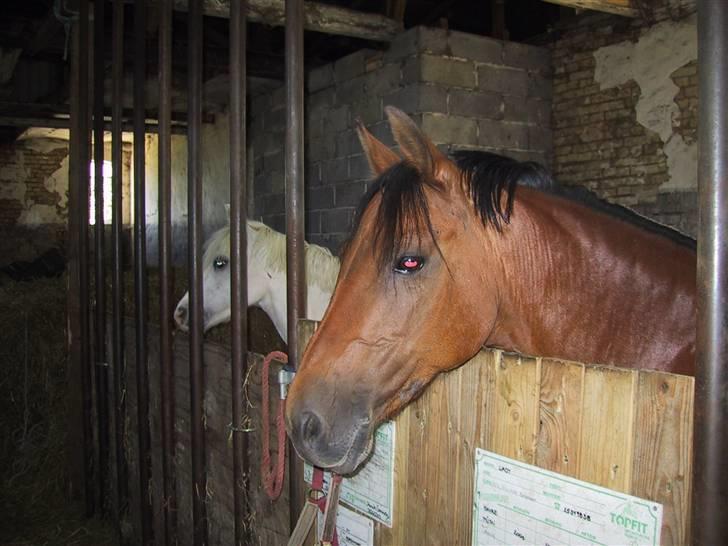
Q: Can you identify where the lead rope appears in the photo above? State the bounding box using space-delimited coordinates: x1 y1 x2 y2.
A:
261 351 341 546
261 351 289 500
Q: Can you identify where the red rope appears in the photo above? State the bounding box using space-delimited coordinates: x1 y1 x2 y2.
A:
261 351 288 500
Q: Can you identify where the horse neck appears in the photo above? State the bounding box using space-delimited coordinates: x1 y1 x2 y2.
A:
485 188 695 372
257 245 340 343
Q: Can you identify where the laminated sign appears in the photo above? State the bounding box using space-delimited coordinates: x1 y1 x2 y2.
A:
473 449 663 546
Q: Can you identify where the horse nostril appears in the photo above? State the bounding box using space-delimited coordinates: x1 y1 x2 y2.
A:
300 411 323 447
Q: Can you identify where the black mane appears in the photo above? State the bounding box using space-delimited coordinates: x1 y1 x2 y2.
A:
354 150 696 268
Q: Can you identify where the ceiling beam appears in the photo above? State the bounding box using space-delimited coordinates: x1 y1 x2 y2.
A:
0 115 188 135
541 0 638 17
125 0 401 42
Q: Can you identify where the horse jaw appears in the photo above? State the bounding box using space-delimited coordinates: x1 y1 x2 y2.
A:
255 271 335 346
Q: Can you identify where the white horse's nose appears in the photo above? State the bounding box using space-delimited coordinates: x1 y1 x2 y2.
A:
174 305 188 330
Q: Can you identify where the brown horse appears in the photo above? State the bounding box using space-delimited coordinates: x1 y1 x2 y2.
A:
285 107 696 475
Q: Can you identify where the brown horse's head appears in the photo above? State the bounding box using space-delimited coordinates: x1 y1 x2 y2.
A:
286 108 513 473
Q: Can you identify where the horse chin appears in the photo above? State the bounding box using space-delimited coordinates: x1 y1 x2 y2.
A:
329 425 374 476
204 311 231 333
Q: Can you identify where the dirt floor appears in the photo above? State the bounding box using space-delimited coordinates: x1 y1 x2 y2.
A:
0 276 117 546
0 270 284 545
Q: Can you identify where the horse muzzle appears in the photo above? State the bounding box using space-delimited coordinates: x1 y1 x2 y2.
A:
287 406 373 475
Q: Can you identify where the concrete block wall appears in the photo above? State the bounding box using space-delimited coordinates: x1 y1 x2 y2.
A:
250 26 553 253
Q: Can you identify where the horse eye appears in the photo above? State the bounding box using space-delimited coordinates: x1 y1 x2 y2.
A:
213 256 229 270
394 256 425 274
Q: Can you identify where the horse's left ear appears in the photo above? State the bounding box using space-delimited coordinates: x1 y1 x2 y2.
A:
355 119 401 176
385 106 459 188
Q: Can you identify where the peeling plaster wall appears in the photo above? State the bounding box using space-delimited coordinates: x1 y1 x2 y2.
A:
0 139 68 227
593 15 697 191
0 136 133 267
551 0 698 237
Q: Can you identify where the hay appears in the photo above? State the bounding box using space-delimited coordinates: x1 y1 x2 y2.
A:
0 276 115 545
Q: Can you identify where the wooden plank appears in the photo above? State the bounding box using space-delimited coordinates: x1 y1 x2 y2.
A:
401 381 431 545
489 351 541 463
130 0 401 42
541 0 638 17
381 403 410 546
536 359 585 477
630 371 694 546
475 350 499 452
577 366 637 492
449 356 487 543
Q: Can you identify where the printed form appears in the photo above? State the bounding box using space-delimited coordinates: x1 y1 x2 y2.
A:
473 449 663 546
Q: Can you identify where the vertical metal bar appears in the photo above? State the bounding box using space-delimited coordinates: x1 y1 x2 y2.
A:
133 0 152 543
694 1 728 544
187 1 207 543
68 0 93 516
78 7 93 512
93 0 109 516
285 0 306 532
111 0 128 528
158 0 177 543
230 1 249 544
285 2 305 369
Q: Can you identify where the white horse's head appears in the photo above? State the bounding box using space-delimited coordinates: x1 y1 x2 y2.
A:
173 217 274 333
174 209 341 341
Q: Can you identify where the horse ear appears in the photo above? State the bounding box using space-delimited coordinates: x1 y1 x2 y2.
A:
385 106 459 189
385 106 447 176
355 119 400 176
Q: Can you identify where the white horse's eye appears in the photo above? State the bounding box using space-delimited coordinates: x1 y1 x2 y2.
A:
214 256 229 270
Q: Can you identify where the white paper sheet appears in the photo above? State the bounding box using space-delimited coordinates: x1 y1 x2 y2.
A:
316 503 375 546
473 449 663 546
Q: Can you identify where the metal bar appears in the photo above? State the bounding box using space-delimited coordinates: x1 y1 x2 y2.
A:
229 1 249 544
158 0 177 543
133 0 153 543
285 0 305 370
68 0 94 516
111 0 129 529
93 0 109 516
694 1 728 544
80 0 94 517
188 1 208 543
285 0 306 531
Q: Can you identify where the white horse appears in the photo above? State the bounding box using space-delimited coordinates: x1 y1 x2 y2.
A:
173 218 340 343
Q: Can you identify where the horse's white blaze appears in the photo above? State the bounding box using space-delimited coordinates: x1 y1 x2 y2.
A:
173 219 340 344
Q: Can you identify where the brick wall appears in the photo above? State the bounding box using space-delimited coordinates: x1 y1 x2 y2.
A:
550 0 698 237
0 137 133 267
0 139 68 226
0 139 69 266
250 26 552 253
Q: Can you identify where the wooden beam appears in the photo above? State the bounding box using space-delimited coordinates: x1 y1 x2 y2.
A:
541 0 638 17
125 0 402 42
0 115 189 134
